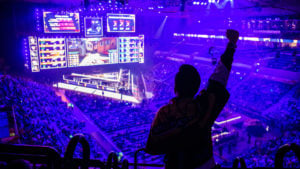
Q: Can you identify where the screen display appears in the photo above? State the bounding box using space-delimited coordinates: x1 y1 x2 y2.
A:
43 12 80 33
67 37 118 67
29 35 144 72
119 35 144 63
28 36 40 72
38 38 67 69
85 17 103 37
107 14 135 32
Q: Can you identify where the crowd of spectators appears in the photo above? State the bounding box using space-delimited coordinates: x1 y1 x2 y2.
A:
265 49 299 72
229 78 293 112
65 91 158 162
0 75 105 160
223 131 300 168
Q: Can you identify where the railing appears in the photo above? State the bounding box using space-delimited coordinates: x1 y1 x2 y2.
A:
0 134 299 169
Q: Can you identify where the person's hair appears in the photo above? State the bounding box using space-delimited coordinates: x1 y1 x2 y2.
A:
175 64 201 97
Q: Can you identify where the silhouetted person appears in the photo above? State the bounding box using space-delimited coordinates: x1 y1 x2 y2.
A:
146 29 239 169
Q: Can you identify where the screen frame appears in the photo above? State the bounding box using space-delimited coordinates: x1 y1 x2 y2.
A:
38 37 68 70
106 13 136 33
43 11 81 34
66 37 119 67
84 17 104 37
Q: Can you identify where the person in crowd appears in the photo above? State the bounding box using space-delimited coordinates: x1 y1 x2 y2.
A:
145 29 239 169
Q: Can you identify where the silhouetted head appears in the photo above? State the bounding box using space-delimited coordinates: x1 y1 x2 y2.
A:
175 64 201 98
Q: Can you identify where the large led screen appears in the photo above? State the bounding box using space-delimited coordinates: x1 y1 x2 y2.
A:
67 37 118 67
43 12 80 33
28 35 144 72
107 14 135 32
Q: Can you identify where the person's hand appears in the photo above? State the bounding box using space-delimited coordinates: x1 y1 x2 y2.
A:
226 29 239 44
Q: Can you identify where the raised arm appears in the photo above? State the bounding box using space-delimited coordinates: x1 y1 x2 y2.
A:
209 29 239 86
197 29 239 128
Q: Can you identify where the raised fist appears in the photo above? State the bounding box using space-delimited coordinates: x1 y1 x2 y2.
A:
226 29 239 44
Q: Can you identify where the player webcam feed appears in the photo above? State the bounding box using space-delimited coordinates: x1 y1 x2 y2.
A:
107 14 135 32
85 17 103 37
28 36 40 72
43 12 80 33
67 38 118 67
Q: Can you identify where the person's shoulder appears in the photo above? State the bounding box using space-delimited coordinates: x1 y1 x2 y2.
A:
157 104 171 114
155 98 175 116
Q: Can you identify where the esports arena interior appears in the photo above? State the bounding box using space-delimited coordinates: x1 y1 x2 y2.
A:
0 0 299 168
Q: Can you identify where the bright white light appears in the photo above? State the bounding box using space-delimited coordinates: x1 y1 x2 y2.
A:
215 116 241 125
244 37 259 41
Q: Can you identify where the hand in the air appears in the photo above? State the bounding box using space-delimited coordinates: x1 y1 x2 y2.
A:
226 29 239 44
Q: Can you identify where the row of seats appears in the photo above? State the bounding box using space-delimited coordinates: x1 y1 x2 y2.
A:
0 135 299 169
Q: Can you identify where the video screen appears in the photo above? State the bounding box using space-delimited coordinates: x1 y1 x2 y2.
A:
38 38 67 69
43 12 80 33
85 17 103 37
67 37 118 67
119 35 144 63
28 36 40 72
107 14 135 32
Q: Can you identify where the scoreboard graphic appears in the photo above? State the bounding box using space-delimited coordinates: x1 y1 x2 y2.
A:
118 35 144 63
107 14 135 32
43 12 80 33
38 38 67 69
